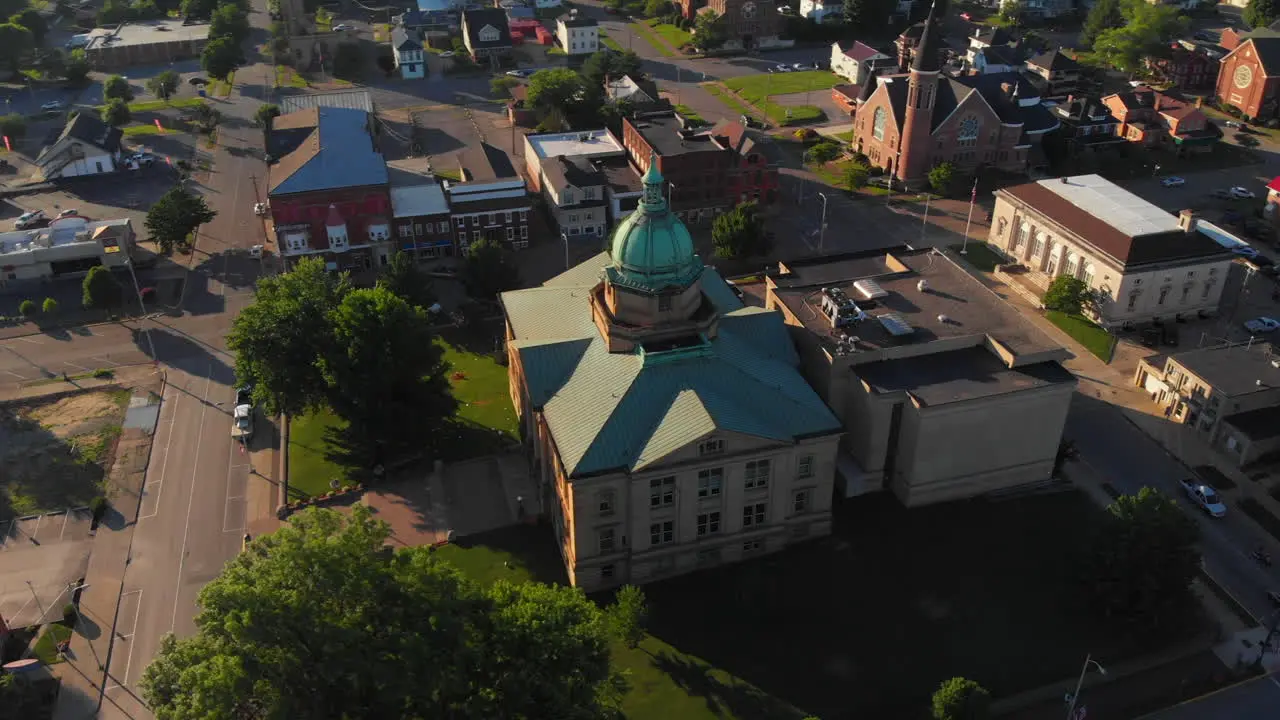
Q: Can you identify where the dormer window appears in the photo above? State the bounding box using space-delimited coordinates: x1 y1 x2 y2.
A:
479 25 499 42
698 437 724 456
367 223 390 242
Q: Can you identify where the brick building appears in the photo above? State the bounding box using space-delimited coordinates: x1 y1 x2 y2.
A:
1148 42 1220 92
390 180 455 262
441 143 533 251
621 112 779 225
1101 86 1219 154
1216 34 1280 120
677 0 784 50
267 107 393 272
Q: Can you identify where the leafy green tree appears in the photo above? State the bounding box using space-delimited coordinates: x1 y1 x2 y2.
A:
181 0 243 18
928 162 956 195
65 49 90 84
1042 276 1096 315
842 161 870 193
1237 132 1261 148
1082 487 1201 635
210 4 250 42
145 186 216 253
527 67 588 116
843 0 891 31
9 8 45 43
1093 0 1188 73
712 201 770 260
581 49 643 89
17 299 34 317
333 42 364 79
146 70 180 101
804 140 842 164
607 585 648 649
201 35 244 80
254 102 280 128
320 287 456 465
100 99 130 127
42 297 58 316
461 236 520 300
643 0 669 17
1246 0 1279 29
997 0 1024 25
0 23 32 73
228 257 350 416
103 74 133 102
491 75 521 96
1082 0 1123 47
932 677 991 720
691 10 727 51
82 266 120 310
139 505 623 720
378 250 437 311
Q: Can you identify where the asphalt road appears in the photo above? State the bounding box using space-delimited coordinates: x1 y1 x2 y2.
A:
1146 673 1280 720
1067 394 1280 625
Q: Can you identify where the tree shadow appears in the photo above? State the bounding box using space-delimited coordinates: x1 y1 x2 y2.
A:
449 520 569 586
646 649 808 720
0 397 120 521
128 325 232 382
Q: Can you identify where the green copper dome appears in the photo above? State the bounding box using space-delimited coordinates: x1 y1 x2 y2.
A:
607 156 702 293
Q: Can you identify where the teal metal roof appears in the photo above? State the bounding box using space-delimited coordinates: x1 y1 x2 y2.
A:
504 271 841 478
607 159 703 293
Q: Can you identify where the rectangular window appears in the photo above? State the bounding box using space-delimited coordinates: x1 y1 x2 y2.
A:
458 232 467 244
649 521 674 546
399 223 413 237
793 490 811 514
438 221 449 233
598 528 615 553
520 225 529 239
697 469 723 498
697 512 721 536
698 438 724 456
744 460 771 490
601 564 615 579
798 455 814 479
598 491 614 517
1127 293 1139 311
455 217 465 228
469 215 477 226
743 539 763 554
414 223 424 235
506 227 515 241
649 476 674 507
519 209 528 222
473 230 481 243
742 502 767 528
504 211 513 223
1158 287 1169 306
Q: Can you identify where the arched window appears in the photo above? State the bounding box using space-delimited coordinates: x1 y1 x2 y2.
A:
1081 263 1095 286
872 107 886 142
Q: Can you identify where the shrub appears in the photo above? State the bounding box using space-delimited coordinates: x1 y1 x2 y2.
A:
41 297 58 315
62 603 77 623
91 368 113 379
18 299 35 317
88 496 109 522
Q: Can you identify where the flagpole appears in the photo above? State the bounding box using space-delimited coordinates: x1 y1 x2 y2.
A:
920 191 930 245
961 178 978 255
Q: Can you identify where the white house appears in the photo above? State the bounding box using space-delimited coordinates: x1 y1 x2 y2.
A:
556 13 598 55
390 27 425 79
830 41 893 86
34 113 123 180
799 0 840 22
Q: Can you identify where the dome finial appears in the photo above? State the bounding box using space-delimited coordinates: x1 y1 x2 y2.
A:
641 153 665 208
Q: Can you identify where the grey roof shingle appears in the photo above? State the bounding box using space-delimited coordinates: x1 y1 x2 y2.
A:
268 106 388 196
502 258 839 477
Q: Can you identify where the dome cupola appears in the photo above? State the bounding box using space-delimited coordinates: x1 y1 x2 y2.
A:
607 154 702 293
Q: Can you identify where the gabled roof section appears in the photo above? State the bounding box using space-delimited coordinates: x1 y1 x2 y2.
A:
463 8 512 48
842 40 888 62
40 112 122 163
1247 37 1280 76
268 107 388 196
391 26 418 50
1027 48 1080 72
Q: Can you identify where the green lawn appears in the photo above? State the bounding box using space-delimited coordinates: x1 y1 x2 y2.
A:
275 65 308 89
808 159 889 196
600 31 623 52
288 334 518 495
208 73 235 98
703 83 754 119
830 130 853 142
436 491 1162 718
949 241 1006 272
648 20 692 49
125 97 205 113
673 104 705 126
121 125 164 136
725 70 840 100
433 167 462 182
31 622 73 665
1046 310 1117 361
631 21 675 57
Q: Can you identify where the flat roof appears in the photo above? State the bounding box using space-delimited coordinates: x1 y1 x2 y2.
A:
85 20 208 49
1168 342 1280 398
771 248 1067 362
527 129 624 160
856 346 1076 406
391 184 449 218
597 155 642 193
629 114 723 157
1035 174 1179 237
279 90 374 114
0 218 129 255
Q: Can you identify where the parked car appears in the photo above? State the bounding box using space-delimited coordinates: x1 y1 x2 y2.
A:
188 77 208 86
505 69 532 77
332 23 354 31
1160 176 1185 188
1224 120 1242 128
1211 188 1234 199
249 244 263 259
1179 478 1226 517
126 152 155 169
235 386 252 406
1230 186 1257 199
13 209 46 229
773 64 792 72
232 404 254 441
1244 316 1280 333
253 201 268 216
960 11 972 19
54 209 79 219
39 100 65 112
439 50 455 57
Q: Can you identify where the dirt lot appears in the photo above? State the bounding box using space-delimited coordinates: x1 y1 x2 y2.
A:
0 388 130 518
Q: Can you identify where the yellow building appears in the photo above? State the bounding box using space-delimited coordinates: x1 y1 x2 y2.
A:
766 248 1077 506
500 161 843 591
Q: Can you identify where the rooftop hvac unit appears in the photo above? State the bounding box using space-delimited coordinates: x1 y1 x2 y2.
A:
853 278 887 300
877 313 914 337
916 279 930 293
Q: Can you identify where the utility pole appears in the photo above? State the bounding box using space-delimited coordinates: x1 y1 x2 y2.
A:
920 192 930 244
817 192 828 254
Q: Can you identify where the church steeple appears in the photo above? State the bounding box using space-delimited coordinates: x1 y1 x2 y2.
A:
898 0 942 186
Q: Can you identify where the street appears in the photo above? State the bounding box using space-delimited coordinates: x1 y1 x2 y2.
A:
1145 673 1280 720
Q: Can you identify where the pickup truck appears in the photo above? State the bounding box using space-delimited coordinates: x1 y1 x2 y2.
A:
232 403 254 442
1179 478 1227 517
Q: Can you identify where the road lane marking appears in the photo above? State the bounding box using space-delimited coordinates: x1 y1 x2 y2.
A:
138 382 180 521
16 337 41 345
170 368 214 634
104 589 143 692
59 510 69 540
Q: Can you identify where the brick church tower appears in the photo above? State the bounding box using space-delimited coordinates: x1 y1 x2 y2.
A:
897 1 943 186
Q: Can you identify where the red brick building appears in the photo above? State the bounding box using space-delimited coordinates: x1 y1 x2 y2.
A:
1101 86 1220 154
1148 42 1220 92
677 0 783 50
1216 36 1280 121
621 112 779 225
267 107 393 272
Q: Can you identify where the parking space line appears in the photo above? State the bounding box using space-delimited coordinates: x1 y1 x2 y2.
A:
104 589 143 692
59 510 69 540
62 362 89 372
137 384 179 522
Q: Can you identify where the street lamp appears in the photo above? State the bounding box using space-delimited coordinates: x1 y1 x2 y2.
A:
817 191 829 254
561 231 569 271
1065 654 1106 720
124 257 158 363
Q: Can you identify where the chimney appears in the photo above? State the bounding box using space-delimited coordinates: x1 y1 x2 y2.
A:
1178 209 1197 233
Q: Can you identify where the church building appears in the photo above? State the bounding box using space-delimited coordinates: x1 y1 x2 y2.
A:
500 159 843 591
852 2 1055 186
677 0 785 51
